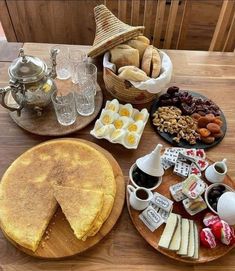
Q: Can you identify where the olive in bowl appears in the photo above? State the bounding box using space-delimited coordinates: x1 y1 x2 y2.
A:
205 183 233 214
129 163 162 190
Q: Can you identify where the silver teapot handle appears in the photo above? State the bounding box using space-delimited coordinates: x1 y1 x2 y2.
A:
0 86 25 116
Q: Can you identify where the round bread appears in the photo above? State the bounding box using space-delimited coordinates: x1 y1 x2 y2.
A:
126 35 150 60
118 66 149 82
141 45 153 76
151 48 161 78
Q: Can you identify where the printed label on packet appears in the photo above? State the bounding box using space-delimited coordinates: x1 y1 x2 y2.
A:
151 192 173 212
150 202 171 222
139 206 164 232
169 182 187 202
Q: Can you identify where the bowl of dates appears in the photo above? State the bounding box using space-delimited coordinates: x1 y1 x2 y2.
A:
129 163 162 190
205 183 233 214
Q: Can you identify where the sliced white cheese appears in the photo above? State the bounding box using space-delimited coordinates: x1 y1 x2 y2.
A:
193 223 199 260
169 215 181 251
158 213 178 249
177 218 190 256
187 220 195 258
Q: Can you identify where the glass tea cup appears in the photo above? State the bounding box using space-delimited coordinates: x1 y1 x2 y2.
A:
75 79 96 116
69 48 87 84
51 91 77 126
52 45 71 80
76 63 97 94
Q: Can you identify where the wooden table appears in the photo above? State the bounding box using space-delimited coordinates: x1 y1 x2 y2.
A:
0 42 235 271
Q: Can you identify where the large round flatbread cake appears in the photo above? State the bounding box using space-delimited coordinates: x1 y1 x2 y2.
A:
0 139 116 251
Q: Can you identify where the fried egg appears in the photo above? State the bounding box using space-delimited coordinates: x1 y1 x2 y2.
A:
133 108 149 122
119 103 133 118
105 99 119 113
127 120 144 133
113 116 130 129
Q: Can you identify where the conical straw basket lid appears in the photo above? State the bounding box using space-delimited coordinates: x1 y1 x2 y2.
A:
88 5 144 58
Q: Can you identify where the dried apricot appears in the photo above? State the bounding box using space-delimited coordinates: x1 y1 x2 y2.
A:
205 113 215 122
199 128 211 137
201 136 215 144
212 130 224 139
207 123 220 133
212 118 223 127
198 116 211 128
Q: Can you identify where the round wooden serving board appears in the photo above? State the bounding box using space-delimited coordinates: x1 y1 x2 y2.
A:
1 138 125 259
7 82 103 136
150 91 227 149
127 159 235 263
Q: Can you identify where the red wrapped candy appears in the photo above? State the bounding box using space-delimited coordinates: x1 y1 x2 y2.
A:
203 212 220 228
211 220 235 246
200 228 217 248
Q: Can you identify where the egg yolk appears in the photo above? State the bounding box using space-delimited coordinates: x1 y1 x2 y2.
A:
114 119 123 129
102 115 111 124
134 113 144 121
127 134 136 145
119 108 130 117
107 104 116 111
128 123 138 132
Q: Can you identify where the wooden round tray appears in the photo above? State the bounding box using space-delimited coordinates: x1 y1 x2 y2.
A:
150 91 227 149
7 82 103 136
127 159 235 263
2 139 125 259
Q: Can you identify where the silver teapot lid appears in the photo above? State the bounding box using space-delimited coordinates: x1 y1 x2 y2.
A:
8 48 47 83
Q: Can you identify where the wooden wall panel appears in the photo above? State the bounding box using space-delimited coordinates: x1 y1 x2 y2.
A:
5 0 104 45
0 0 234 51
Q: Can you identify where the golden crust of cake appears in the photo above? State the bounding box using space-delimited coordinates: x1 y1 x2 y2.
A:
0 139 116 251
53 185 104 239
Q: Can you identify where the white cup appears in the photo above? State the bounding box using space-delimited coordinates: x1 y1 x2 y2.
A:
205 158 227 183
127 184 153 211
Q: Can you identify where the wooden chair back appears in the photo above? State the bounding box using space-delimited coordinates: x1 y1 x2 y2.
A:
104 0 191 50
209 0 235 51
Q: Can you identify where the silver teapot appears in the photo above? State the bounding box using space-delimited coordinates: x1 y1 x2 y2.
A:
0 48 58 116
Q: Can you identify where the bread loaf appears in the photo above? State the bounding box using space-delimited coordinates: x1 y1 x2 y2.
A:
110 45 139 70
141 45 153 76
126 35 150 60
118 66 149 82
151 48 161 78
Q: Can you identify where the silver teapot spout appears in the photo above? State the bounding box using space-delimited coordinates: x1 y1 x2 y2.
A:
47 48 58 79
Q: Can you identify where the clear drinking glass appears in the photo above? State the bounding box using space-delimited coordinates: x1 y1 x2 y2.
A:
75 79 95 116
69 48 87 83
51 91 76 126
76 63 97 94
52 45 71 80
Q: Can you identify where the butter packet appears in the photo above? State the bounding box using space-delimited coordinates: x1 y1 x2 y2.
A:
150 202 172 222
139 205 165 232
182 174 207 199
169 182 187 202
182 196 207 216
151 192 173 212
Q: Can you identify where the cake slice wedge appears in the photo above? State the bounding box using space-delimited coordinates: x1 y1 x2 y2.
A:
53 185 104 240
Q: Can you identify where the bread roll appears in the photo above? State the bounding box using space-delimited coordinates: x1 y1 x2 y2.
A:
151 48 161 78
118 66 149 82
141 45 153 76
126 35 150 60
110 45 139 70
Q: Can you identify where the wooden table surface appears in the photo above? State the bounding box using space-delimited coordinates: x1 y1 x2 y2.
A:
0 42 235 271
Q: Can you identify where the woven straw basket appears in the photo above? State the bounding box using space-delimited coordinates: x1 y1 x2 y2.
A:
88 5 156 104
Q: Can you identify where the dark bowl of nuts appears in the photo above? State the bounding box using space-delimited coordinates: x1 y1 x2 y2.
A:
204 183 233 214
